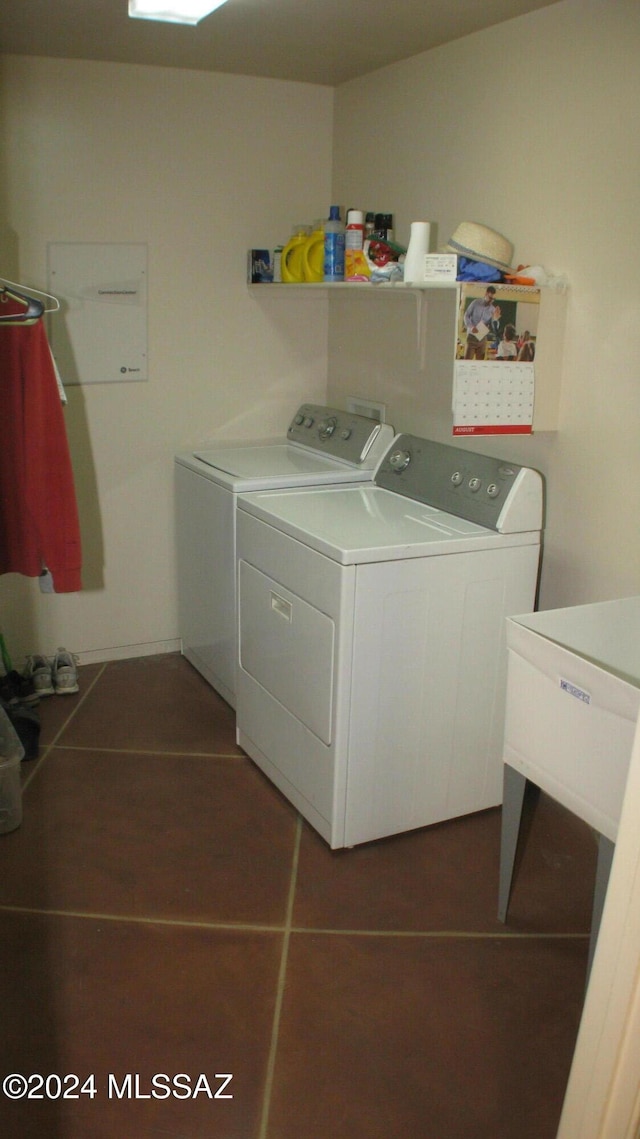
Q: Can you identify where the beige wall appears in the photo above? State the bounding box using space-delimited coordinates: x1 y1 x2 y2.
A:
329 0 640 611
2 0 639 664
0 57 333 662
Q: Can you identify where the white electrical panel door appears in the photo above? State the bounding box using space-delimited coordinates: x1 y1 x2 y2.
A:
48 242 147 384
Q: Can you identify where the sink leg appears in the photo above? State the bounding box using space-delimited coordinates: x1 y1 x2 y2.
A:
587 833 615 978
498 765 528 923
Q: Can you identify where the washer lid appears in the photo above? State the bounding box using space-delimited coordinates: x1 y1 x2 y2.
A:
179 444 381 491
237 484 540 565
195 444 349 478
175 405 394 491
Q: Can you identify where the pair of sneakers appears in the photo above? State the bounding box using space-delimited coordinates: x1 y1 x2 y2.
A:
23 648 79 698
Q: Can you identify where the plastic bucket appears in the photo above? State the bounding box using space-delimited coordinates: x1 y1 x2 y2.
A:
0 707 24 834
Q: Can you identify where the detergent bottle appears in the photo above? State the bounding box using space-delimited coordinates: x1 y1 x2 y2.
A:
281 225 310 283
302 224 325 282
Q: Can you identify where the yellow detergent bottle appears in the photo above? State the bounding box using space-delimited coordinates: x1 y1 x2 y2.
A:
302 227 325 282
281 226 310 283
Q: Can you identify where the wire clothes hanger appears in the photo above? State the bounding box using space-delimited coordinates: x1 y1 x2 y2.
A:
0 276 60 324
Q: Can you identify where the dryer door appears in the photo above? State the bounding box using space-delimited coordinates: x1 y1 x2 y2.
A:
238 560 335 745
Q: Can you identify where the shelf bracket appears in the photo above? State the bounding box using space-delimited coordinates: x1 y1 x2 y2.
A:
416 289 428 371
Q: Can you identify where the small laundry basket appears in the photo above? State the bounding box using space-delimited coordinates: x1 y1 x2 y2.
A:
0 706 24 834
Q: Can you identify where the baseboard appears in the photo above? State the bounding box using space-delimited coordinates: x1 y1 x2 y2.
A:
76 639 181 666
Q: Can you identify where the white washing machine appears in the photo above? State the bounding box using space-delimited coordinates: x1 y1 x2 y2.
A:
174 405 394 707
236 435 544 848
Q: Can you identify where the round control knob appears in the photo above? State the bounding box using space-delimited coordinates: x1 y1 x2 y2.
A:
303 416 314 428
340 428 352 440
388 449 411 473
468 477 482 492
318 417 337 440
293 414 304 425
487 483 500 498
451 471 463 486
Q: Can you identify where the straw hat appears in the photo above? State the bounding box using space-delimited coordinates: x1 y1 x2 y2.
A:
445 222 514 272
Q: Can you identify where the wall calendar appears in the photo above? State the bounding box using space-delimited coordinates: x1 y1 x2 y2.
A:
452 283 540 435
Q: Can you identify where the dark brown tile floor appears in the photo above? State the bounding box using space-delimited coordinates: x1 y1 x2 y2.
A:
0 653 596 1138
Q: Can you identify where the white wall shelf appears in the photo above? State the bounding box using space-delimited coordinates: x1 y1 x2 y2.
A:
248 280 567 433
248 281 458 295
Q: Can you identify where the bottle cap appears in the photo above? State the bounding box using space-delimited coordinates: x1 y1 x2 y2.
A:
329 205 341 220
374 213 393 229
346 210 364 226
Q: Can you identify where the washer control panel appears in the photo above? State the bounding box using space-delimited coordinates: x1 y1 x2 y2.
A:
287 404 394 467
377 435 543 533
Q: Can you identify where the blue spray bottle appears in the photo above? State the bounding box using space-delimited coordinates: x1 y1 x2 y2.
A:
323 206 345 283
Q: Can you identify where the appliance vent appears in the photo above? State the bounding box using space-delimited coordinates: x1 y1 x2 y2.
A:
346 397 386 423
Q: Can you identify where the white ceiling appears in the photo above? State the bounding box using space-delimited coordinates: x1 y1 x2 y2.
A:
2 0 565 86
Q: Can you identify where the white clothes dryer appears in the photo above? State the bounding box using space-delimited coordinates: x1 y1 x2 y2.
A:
236 435 544 848
174 405 394 707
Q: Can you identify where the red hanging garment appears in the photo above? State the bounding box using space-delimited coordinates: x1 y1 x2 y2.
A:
0 302 82 592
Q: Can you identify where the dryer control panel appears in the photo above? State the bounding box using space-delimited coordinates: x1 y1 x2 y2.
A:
376 435 544 533
287 404 394 468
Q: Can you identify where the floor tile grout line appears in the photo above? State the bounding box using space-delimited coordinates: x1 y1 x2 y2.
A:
258 814 303 1139
0 905 590 941
21 663 109 792
0 904 286 934
291 927 590 940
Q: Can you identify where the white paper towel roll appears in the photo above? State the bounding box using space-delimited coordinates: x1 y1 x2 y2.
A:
403 222 431 284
